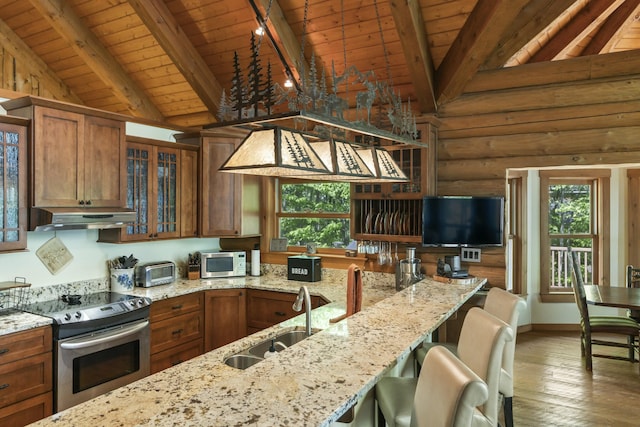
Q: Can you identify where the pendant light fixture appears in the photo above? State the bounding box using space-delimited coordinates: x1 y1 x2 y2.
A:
355 146 409 182
219 127 331 177
216 0 417 182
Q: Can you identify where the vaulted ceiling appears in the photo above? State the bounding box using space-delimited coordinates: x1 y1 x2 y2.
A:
0 0 639 129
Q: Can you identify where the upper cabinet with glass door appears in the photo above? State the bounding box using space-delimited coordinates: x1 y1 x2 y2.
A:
0 117 28 252
99 137 198 242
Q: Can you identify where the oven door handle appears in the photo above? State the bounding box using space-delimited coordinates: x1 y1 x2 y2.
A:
60 320 149 350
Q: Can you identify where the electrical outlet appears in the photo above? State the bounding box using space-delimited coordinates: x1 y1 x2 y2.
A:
461 248 481 263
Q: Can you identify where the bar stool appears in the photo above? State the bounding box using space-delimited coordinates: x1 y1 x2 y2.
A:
415 287 526 427
412 346 489 427
375 307 513 427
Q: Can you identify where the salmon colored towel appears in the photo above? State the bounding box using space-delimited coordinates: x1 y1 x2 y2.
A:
330 264 362 323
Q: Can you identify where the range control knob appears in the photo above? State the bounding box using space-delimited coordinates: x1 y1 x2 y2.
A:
64 313 72 321
75 312 82 319
138 299 146 306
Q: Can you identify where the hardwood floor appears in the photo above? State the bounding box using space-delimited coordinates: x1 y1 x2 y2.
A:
509 331 640 427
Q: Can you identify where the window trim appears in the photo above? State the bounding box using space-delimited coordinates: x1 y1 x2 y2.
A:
539 169 610 303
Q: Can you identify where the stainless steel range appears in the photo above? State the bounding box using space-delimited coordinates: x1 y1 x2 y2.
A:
22 292 152 412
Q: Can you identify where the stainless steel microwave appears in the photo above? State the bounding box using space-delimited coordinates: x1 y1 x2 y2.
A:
199 251 246 278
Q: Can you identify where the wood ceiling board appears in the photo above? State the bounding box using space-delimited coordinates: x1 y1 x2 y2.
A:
528 0 621 62
581 0 640 55
483 0 576 70
26 0 164 120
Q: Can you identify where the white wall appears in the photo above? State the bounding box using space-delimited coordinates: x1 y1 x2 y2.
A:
0 230 220 288
524 167 630 325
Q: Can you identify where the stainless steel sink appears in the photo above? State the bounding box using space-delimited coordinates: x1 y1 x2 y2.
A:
223 327 321 369
224 354 263 369
248 328 321 358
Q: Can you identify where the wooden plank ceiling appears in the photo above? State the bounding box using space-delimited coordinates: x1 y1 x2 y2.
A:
0 0 639 129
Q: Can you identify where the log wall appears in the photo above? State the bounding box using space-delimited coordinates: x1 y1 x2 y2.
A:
432 55 640 289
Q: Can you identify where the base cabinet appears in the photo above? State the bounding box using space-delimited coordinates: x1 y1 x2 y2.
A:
150 293 204 374
204 289 247 352
0 327 53 427
246 289 328 334
0 392 53 427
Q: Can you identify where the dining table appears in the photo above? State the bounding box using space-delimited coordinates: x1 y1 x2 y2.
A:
583 284 640 311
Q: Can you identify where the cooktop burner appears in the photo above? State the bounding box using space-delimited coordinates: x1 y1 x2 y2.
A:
22 291 151 326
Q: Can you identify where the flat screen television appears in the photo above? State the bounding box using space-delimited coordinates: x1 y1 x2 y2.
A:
422 196 505 247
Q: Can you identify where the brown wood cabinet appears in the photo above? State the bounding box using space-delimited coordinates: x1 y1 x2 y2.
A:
246 289 328 334
3 98 127 209
180 148 199 238
175 129 260 237
0 117 28 252
0 327 53 427
99 137 199 242
204 289 247 352
150 293 204 374
351 122 437 244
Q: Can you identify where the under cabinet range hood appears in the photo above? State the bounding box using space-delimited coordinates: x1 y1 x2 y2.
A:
30 207 136 231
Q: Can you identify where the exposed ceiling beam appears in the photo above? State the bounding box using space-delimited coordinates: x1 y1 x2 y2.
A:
528 0 621 62
435 0 530 105
388 0 436 113
484 0 575 69
581 0 640 55
0 17 81 104
27 0 163 121
249 0 310 84
126 0 222 116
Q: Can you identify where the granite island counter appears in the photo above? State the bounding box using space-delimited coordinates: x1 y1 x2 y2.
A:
22 273 484 427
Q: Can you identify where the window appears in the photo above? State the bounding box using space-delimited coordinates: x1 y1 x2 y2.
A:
277 180 351 249
539 170 610 302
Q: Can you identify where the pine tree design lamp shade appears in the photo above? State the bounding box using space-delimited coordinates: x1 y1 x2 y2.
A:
219 126 408 182
219 127 332 177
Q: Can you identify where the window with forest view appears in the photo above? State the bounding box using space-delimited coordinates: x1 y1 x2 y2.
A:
278 181 351 249
539 170 609 301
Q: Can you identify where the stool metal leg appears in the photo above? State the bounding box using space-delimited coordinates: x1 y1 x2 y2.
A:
504 396 513 427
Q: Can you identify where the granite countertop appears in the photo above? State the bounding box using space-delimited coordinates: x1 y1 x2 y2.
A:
24 274 485 427
0 266 393 337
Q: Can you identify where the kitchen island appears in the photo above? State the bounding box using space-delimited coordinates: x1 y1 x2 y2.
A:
18 273 484 426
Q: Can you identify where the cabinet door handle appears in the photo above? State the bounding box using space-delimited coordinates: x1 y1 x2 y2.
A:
172 329 184 335
0 348 9 356
86 200 92 205
0 383 9 390
275 311 286 316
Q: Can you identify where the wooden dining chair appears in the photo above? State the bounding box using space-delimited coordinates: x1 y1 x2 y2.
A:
569 248 640 371
626 264 640 321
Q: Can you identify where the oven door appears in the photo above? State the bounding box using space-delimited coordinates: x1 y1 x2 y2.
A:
56 319 150 412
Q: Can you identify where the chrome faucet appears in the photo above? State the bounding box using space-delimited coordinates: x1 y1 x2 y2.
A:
292 285 312 336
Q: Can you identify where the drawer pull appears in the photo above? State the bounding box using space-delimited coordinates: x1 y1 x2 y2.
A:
171 304 184 310
275 311 286 316
172 329 184 335
0 348 9 356
0 383 9 390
